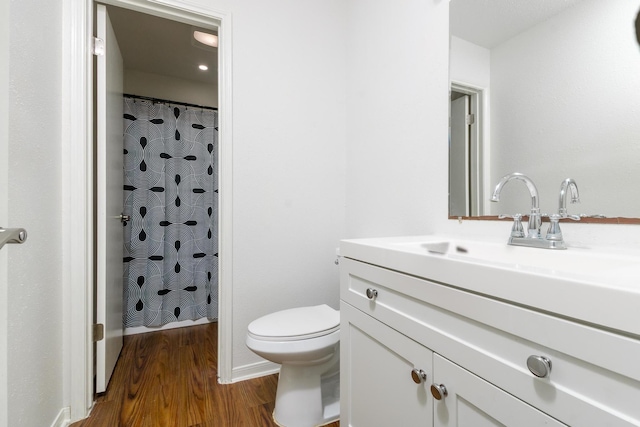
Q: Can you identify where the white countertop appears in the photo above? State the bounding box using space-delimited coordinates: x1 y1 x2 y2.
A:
340 235 640 337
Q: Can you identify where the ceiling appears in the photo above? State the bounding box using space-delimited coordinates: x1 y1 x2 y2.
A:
107 5 218 85
107 1 583 82
450 0 585 48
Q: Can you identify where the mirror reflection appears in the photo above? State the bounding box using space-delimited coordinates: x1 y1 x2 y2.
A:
449 0 640 221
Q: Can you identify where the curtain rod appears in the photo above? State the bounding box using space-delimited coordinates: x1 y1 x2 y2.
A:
123 93 218 111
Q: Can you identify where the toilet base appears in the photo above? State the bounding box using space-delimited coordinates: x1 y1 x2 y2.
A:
272 355 340 427
320 371 340 424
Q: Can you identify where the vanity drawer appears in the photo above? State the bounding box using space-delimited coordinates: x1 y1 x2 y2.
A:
340 257 640 426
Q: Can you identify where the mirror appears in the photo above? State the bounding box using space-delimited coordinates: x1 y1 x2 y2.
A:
449 0 640 222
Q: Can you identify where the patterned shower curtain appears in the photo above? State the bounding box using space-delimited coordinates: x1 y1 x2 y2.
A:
122 97 218 327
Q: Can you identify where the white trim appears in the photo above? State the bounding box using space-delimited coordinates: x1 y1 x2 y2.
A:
98 0 227 28
215 6 234 386
64 0 234 421
230 361 280 384
62 0 94 422
49 407 71 427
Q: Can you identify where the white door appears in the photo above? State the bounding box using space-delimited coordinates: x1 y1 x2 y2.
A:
96 3 124 393
341 303 433 427
0 0 9 420
449 94 470 217
432 354 567 427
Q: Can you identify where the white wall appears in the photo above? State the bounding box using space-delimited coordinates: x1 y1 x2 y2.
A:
344 0 450 239
125 69 218 108
231 0 348 370
450 36 490 88
7 0 66 426
173 0 349 372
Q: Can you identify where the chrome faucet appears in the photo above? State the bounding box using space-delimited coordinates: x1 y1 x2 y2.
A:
546 178 581 243
558 178 580 217
491 173 541 239
491 173 580 249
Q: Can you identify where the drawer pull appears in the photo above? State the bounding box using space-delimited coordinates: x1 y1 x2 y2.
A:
410 368 427 384
527 355 552 378
365 288 378 300
430 383 448 400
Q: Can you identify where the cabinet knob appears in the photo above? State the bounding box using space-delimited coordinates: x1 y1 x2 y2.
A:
410 368 427 384
365 288 378 300
430 383 448 400
527 355 552 378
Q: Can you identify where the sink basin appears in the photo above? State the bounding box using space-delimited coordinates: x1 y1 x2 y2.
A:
340 235 640 336
391 237 636 279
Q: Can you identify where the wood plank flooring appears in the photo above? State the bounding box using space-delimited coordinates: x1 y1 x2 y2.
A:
71 323 340 427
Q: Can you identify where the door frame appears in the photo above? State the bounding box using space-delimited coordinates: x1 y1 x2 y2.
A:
450 81 487 216
449 93 470 216
62 0 234 421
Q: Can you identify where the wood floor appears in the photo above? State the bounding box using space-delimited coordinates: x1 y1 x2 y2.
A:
71 323 340 427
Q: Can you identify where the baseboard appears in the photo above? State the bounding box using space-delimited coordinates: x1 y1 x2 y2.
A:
50 407 71 427
228 360 280 383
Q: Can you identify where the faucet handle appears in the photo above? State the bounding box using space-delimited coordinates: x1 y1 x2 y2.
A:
546 214 563 241
499 214 525 238
562 214 581 221
546 213 580 242
542 212 580 221
498 213 522 219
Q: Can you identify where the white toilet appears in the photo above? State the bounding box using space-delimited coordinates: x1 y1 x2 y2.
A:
246 304 340 427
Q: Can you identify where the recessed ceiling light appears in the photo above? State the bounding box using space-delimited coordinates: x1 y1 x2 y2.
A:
198 64 209 71
193 30 218 48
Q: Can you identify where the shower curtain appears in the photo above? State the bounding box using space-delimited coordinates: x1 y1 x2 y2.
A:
122 97 218 327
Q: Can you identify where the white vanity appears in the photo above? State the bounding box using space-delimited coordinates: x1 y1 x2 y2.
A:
339 235 640 426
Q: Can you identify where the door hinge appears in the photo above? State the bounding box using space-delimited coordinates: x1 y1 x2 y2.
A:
466 114 475 125
93 323 105 342
93 37 105 56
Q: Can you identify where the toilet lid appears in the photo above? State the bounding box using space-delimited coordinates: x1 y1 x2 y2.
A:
247 304 340 341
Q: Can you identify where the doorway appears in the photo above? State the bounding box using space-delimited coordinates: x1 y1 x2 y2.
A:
94 2 222 393
449 82 485 217
106 4 219 332
89 1 231 404
63 0 233 420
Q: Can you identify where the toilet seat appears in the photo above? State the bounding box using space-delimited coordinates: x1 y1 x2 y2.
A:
247 304 339 341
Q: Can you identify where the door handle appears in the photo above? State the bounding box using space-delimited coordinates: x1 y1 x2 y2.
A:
0 227 28 250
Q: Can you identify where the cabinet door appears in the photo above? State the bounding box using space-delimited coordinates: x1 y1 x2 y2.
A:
341 302 432 427
432 354 567 427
